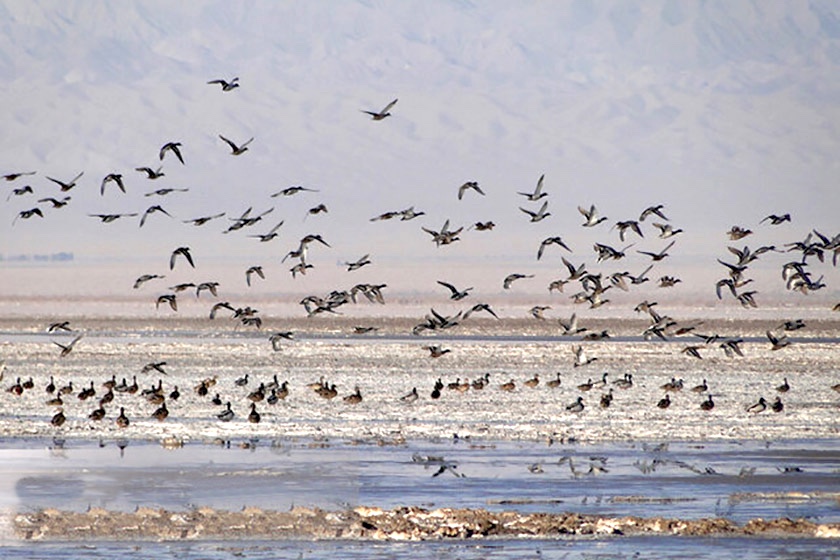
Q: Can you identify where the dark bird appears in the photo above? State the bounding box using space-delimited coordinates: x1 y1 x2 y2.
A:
159 142 184 164
6 185 33 200
156 294 178 311
170 247 194 270
437 280 472 300
766 330 790 351
760 213 791 225
469 221 495 231
135 166 165 179
218 402 234 422
700 394 715 411
771 396 784 413
46 172 83 191
248 402 261 423
652 222 683 238
116 407 130 428
345 254 372 271
100 173 125 195
566 396 585 413
271 185 319 197
613 220 644 241
152 402 169 421
249 220 284 242
133 274 165 289
503 273 534 289
139 204 172 227
3 171 36 181
538 237 571 260
219 134 254 155
12 208 43 224
457 181 484 200
207 77 239 91
362 98 398 120
145 187 188 197
246 266 265 286
637 240 676 262
424 345 451 358
183 212 226 226
639 205 668 222
48 321 72 333
141 361 168 375
657 394 671 409
89 212 138 223
747 397 767 413
776 378 790 393
51 408 66 427
38 196 71 208
343 386 363 405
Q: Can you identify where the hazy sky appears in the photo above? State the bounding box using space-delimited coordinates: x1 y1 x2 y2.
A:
1 0 838 301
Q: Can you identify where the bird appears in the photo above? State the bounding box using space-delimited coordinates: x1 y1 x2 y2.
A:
437 280 472 300
657 394 671 409
559 313 586 336
38 196 72 208
249 220 284 242
169 247 194 270
652 222 683 238
469 221 495 231
135 166 165 179
771 397 784 413
47 321 72 333
51 408 66 427
139 204 172 227
572 345 597 367
524 374 540 388
345 254 372 271
499 379 516 392
183 212 226 226
196 282 219 298
6 185 33 200
691 379 708 393
152 402 169 421
218 402 234 422
537 237 571 260
463 303 499 319
520 200 550 222
219 134 254 155
3 171 36 181
503 273 534 289
766 330 790 351
53 334 84 358
271 185 319 197
457 181 484 200
89 212 138 223
639 205 668 222
566 396 585 413
145 187 188 197
207 77 239 91
760 213 791 225
775 378 790 393
248 403 261 423
116 407 130 428
747 397 767 413
517 174 547 201
12 208 44 224
579 204 608 227
530 306 551 320
700 395 715 411
245 266 265 287
612 220 644 241
637 241 676 262
361 98 398 120
343 386 363 405
401 387 419 403
159 141 184 164
141 361 167 375
46 171 84 191
424 345 451 358
88 405 106 422
134 274 165 289
156 294 177 311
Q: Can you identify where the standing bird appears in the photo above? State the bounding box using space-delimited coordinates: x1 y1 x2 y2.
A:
362 98 398 120
219 134 254 155
207 77 240 91
159 142 184 164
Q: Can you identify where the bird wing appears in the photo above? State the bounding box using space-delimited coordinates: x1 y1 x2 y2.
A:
380 98 398 113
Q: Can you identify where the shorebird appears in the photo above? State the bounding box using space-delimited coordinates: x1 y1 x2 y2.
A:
517 174 547 201
579 204 608 227
46 172 83 191
457 181 484 200
219 134 254 155
246 266 264 286
361 98 398 120
503 273 534 289
437 280 472 300
53 334 84 358
520 200 550 222
135 166 165 179
537 237 571 260
207 77 239 91
159 141 184 164
169 247 194 270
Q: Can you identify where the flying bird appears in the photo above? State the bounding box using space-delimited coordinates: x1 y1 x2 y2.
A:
159 142 184 164
249 220 284 242
457 181 484 200
246 266 265 286
345 254 372 271
2 171 36 181
760 213 791 225
169 247 195 270
135 166 165 179
503 273 534 289
219 134 254 155
537 236 571 260
362 98 398 120
183 212 225 226
207 77 239 91
520 200 550 222
517 174 547 201
579 204 608 227
12 208 43 224
271 185 319 197
156 294 178 311
437 280 472 300
89 213 137 223
639 205 668 222
139 205 172 227
133 274 165 289
6 185 33 200
38 196 71 208
637 240 676 262
53 334 84 358
46 171 84 191
100 173 125 195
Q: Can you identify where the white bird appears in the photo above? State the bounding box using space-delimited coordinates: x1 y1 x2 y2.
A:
517 174 547 201
578 204 608 227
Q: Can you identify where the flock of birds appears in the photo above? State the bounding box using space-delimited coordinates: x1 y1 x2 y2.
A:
3 77 840 433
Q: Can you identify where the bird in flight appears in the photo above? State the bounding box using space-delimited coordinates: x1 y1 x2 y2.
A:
579 204 608 227
159 142 184 164
139 205 172 227
517 174 547 201
183 212 225 226
457 181 484 200
170 247 195 270
219 134 254 155
89 212 138 223
53 333 84 358
207 77 239 91
2 171 36 181
12 208 44 224
520 200 550 222
46 172 84 191
437 280 472 300
135 166 165 179
362 98 398 120
100 173 125 195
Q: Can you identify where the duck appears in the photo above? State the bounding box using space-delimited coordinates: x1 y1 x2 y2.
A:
661 378 684 392
520 200 550 222
771 397 784 413
537 236 571 260
53 333 84 358
613 373 633 390
246 266 264 286
503 273 535 289
135 166 165 179
211 393 223 406
578 204 608 227
343 386 363 405
46 171 83 191
45 394 63 407
517 173 547 201
691 379 708 393
317 384 338 400
169 386 180 401
776 378 790 393
99 173 125 195
524 374 540 388
599 389 614 409
747 397 767 413
437 280 472 300
218 402 234 422
152 402 169 421
566 396 585 413
99 388 114 406
159 141 184 164
116 407 130 428
425 345 451 358
700 395 715 411
58 381 74 396
51 408 66 427
88 405 106 421
207 77 239 91
500 379 516 392
77 381 96 401
577 378 594 392
657 394 671 409
275 381 290 400
248 403 261 423
45 376 56 394
639 204 668 222
401 388 419 403
361 98 398 120
430 378 443 400
247 383 266 402
219 134 254 156
169 246 194 270
234 374 249 387
472 374 490 390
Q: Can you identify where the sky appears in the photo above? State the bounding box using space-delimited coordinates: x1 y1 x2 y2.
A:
0 0 838 302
